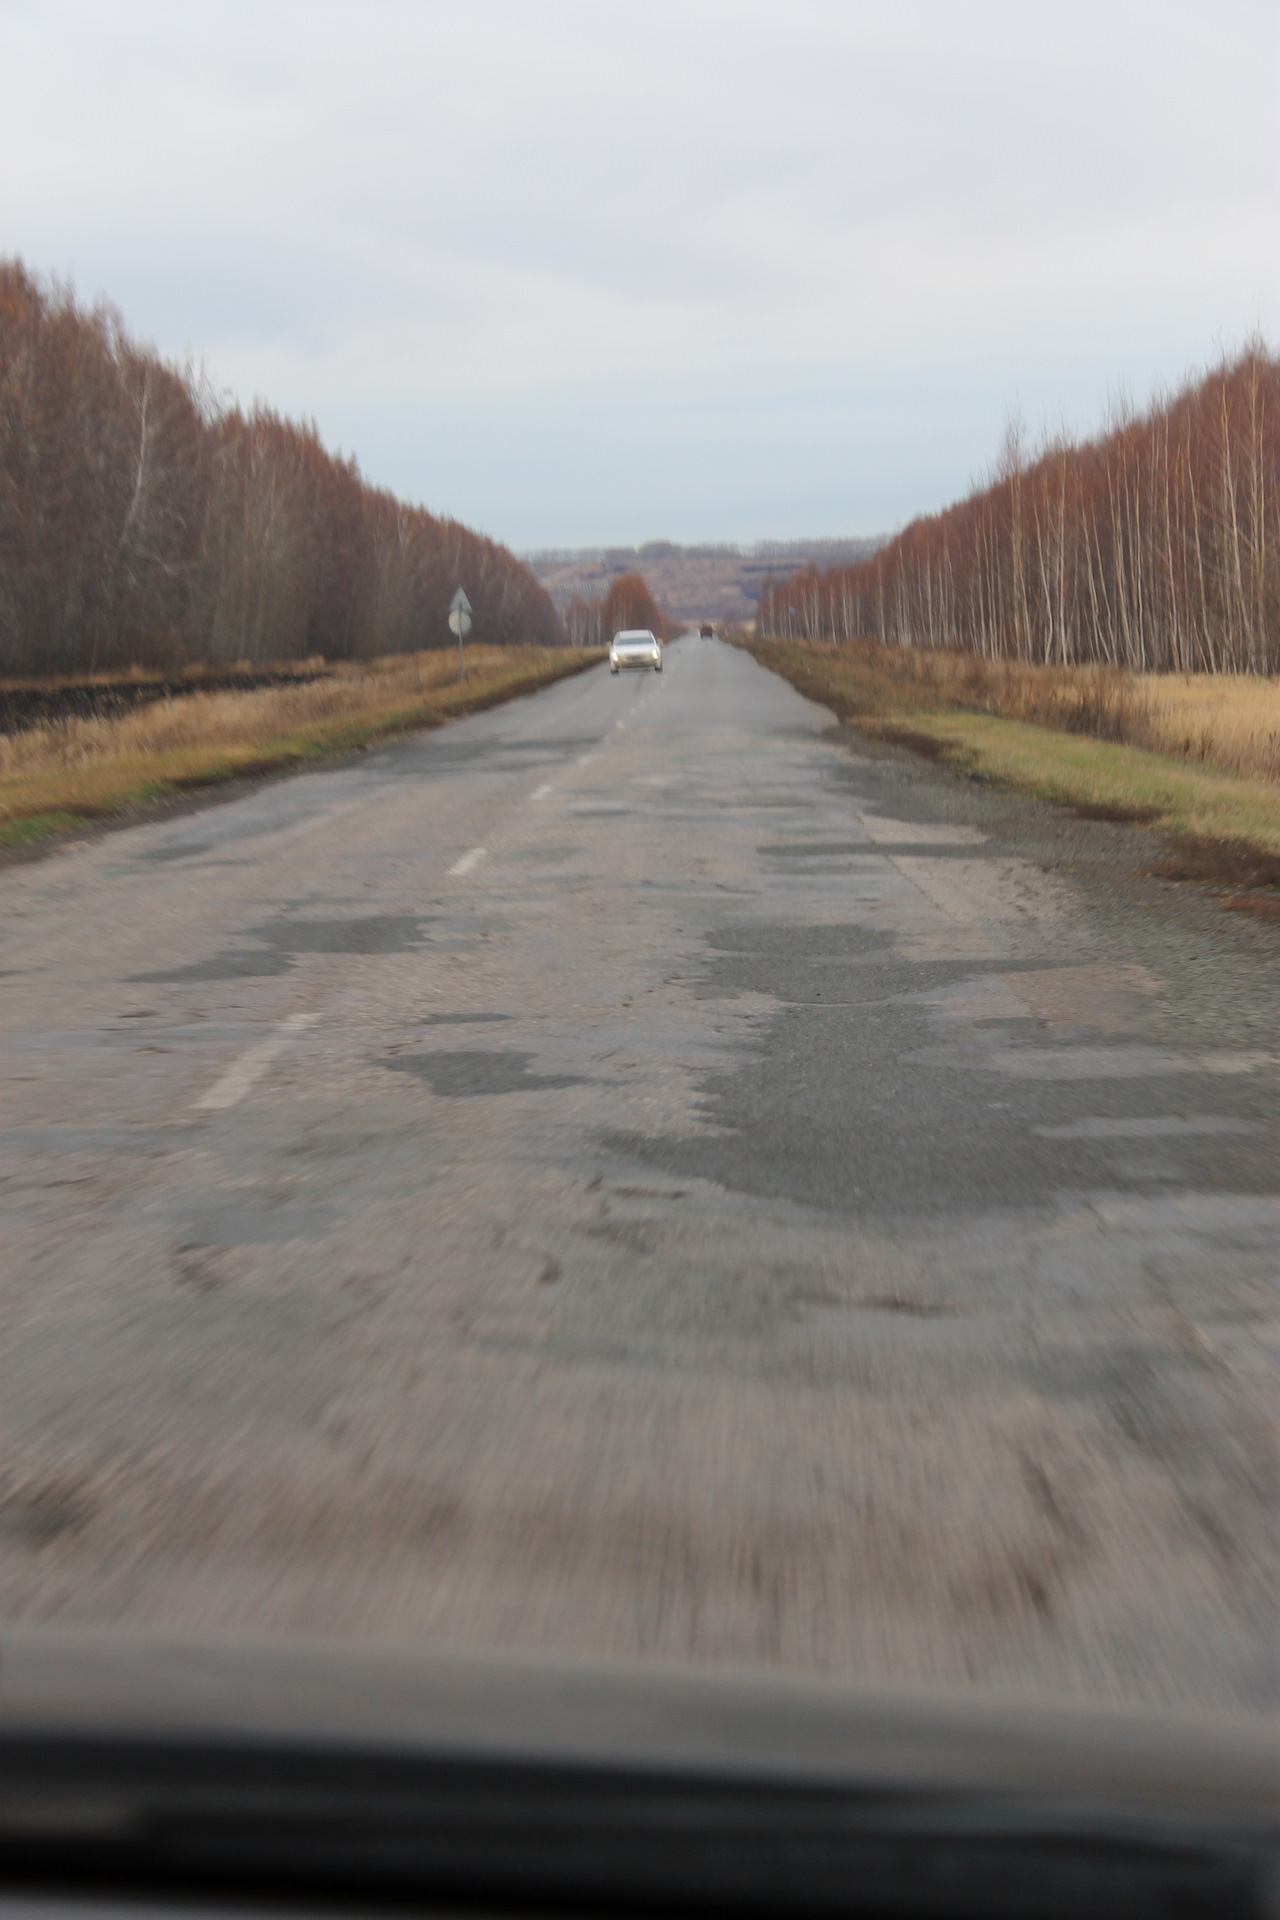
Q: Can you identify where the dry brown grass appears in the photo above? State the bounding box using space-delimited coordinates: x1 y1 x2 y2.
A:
1 645 599 848
743 637 1280 875
1132 676 1280 782
769 641 1280 784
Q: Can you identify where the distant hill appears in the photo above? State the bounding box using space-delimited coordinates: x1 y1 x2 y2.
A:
525 538 885 628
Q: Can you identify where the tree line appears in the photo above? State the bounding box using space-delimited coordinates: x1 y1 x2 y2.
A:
759 344 1278 674
561 572 677 648
0 260 561 679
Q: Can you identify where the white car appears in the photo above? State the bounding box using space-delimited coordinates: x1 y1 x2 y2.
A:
609 629 662 674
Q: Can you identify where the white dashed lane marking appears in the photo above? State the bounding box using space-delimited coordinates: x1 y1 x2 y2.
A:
193 1013 317 1112
448 847 487 877
531 784 553 801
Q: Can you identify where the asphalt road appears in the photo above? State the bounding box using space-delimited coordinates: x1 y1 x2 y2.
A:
1 637 1276 1711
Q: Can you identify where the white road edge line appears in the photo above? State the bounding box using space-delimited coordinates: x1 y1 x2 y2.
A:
449 846 487 877
531 783 553 801
193 1012 317 1113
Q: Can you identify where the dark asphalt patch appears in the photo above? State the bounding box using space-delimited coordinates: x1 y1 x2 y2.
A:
515 845 580 864
378 733 599 780
707 923 893 959
386 1049 587 1096
492 735 600 755
130 914 429 981
173 1199 335 1246
132 950 294 983
251 915 429 954
139 842 214 863
379 737 495 772
758 841 878 857
617 916 1275 1220
693 921 894 1003
421 1012 512 1025
757 841 981 860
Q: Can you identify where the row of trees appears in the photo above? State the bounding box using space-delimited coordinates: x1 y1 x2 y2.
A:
562 571 676 647
759 345 1278 674
0 260 561 678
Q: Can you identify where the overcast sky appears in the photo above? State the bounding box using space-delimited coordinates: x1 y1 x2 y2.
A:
3 1 1277 550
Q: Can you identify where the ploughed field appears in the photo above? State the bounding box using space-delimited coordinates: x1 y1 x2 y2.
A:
0 664 331 736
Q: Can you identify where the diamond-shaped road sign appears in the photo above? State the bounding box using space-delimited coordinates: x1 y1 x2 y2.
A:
448 585 472 679
448 585 472 642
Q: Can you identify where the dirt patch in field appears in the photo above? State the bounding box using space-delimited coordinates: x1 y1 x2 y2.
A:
1223 893 1280 923
1145 837 1280 891
1145 835 1280 920
1069 801 1161 826
866 724 953 763
0 666 327 737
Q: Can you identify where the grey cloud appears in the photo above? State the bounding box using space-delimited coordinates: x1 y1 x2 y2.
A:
2 0 1275 543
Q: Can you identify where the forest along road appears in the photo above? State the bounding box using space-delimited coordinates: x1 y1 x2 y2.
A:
0 636 1275 1711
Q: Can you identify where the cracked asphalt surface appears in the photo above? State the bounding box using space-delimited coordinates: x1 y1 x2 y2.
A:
1 637 1276 1710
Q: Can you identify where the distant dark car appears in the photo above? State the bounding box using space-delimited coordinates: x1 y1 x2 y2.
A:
699 622 714 638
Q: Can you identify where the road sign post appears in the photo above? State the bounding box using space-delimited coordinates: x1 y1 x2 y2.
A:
448 587 473 682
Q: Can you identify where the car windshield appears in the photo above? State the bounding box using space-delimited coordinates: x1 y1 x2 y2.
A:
1 9 1275 1910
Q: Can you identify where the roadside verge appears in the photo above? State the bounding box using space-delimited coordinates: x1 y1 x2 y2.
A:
1 647 603 855
741 637 1280 916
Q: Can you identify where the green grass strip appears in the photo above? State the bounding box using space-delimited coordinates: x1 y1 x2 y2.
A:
743 639 1280 874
